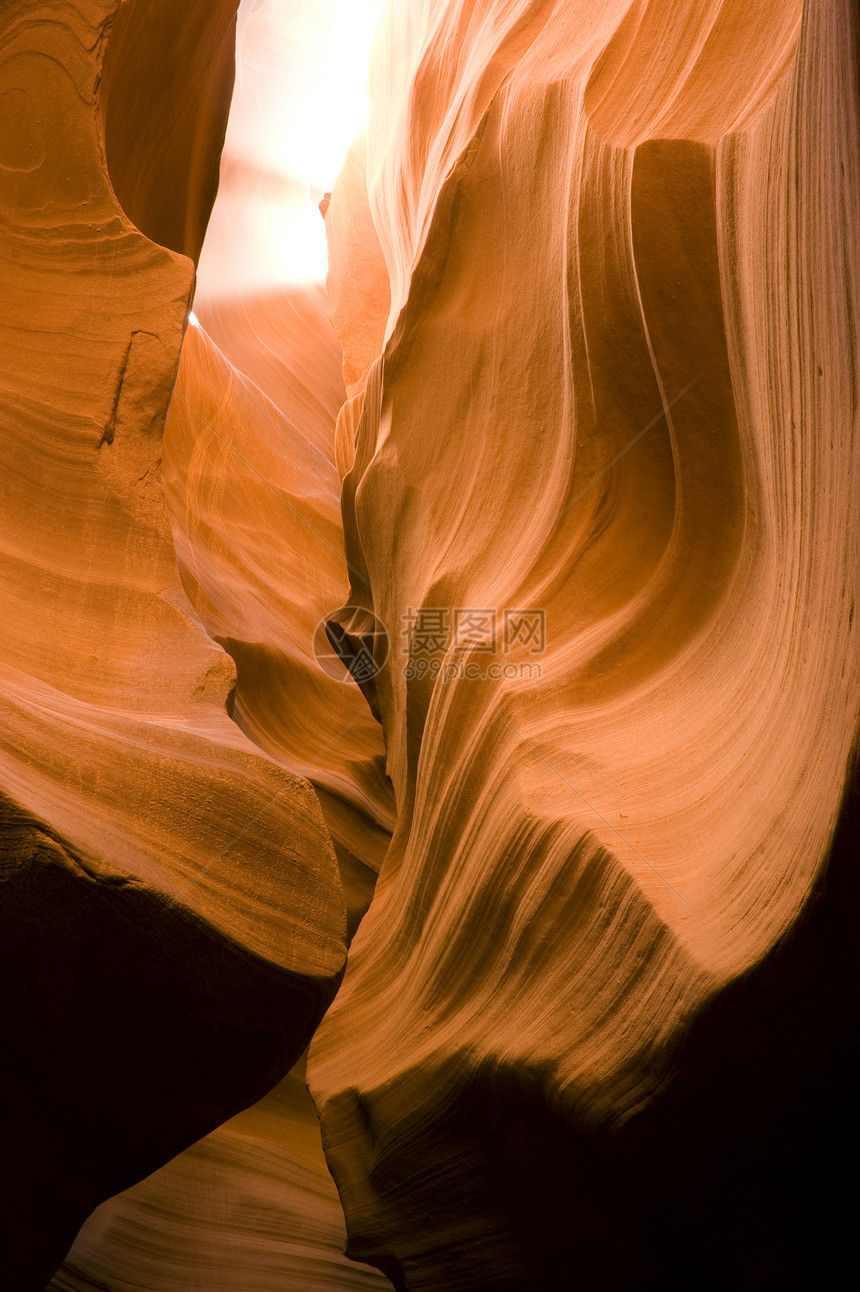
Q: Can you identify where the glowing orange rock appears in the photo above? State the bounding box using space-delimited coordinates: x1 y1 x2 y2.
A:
308 0 860 1286
0 3 346 1284
4 0 859 1287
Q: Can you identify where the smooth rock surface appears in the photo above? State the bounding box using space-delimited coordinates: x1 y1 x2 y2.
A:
48 3 393 1288
49 1061 387 1292
3 0 858 1288
0 3 346 1285
308 0 860 1286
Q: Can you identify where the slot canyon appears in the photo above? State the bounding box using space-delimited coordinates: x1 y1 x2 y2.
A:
0 1 858 1288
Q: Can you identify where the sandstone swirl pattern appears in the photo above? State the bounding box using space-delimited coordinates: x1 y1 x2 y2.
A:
1 1 857 1290
0 3 349 1286
49 1059 388 1292
308 1 860 1287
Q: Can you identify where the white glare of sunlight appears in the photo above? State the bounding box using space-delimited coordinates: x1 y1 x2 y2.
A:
236 0 387 191
193 0 386 291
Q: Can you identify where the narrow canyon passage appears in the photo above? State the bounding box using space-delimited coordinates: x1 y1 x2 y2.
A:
0 2 857 1290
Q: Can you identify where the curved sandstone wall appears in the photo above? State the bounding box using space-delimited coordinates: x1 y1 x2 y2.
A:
308 0 860 1286
0 3 347 1285
1 1 858 1289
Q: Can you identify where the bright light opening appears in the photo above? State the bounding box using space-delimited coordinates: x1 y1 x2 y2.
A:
195 0 386 299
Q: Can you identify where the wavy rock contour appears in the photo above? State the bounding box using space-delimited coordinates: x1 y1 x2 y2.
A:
0 3 347 1285
308 0 860 1286
45 3 394 1287
3 0 858 1288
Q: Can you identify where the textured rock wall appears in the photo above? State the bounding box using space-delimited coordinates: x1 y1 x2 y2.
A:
0 2 347 1285
162 323 395 934
41 3 394 1288
308 0 860 1286
49 1059 387 1292
1 0 857 1289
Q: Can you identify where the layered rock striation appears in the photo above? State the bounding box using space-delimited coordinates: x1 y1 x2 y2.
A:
308 0 860 1286
0 3 348 1285
2 0 858 1289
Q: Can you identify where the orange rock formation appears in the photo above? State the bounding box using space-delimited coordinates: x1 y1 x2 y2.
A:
0 2 347 1285
308 0 860 1285
1 0 858 1289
